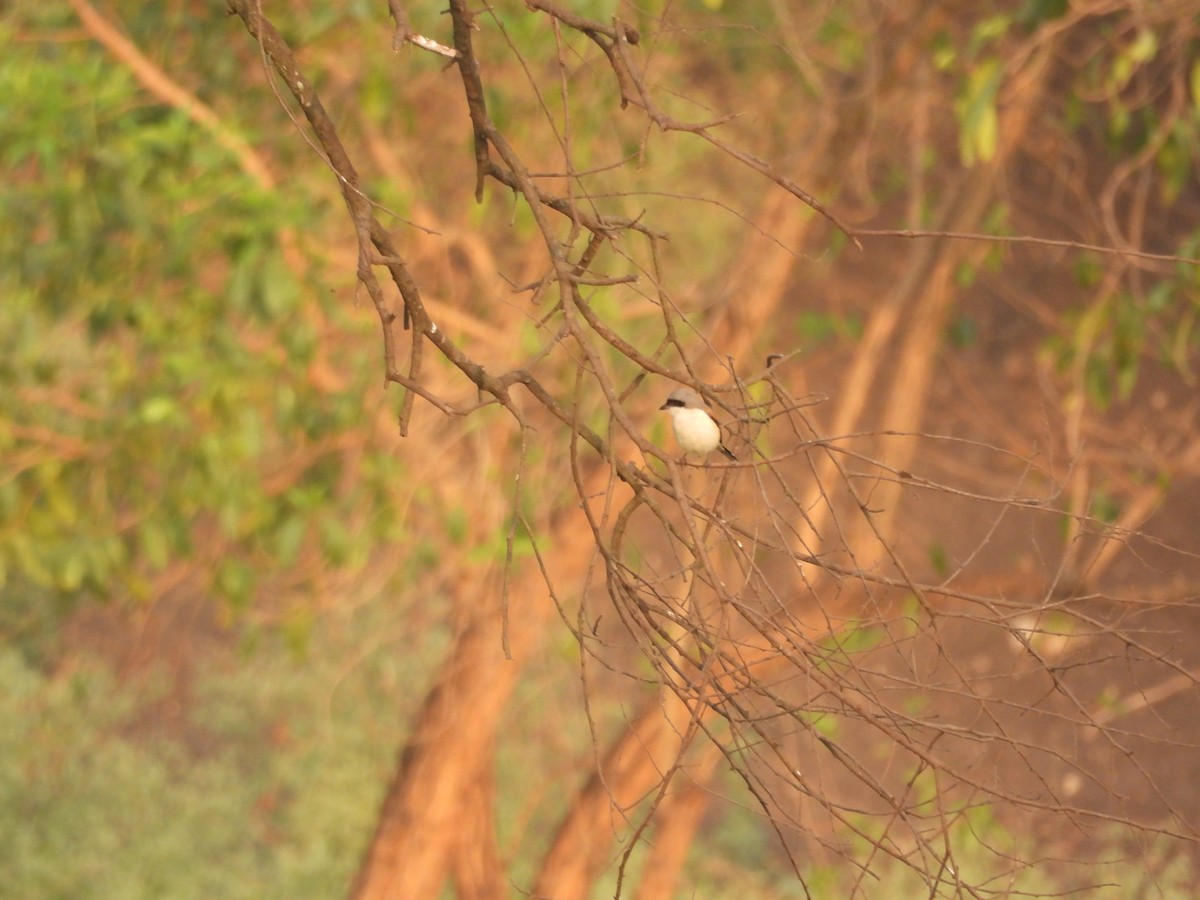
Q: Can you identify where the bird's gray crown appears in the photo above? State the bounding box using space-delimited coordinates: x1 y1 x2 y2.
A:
660 386 704 410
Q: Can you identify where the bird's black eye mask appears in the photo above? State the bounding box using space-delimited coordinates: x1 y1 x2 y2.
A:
662 398 685 409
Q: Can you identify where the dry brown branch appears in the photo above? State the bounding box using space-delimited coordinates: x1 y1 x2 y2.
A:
853 228 1200 266
211 0 1200 895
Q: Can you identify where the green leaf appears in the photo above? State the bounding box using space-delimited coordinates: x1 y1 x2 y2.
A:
969 15 1012 53
929 542 950 576
319 517 353 567
138 396 179 424
216 558 255 609
61 550 87 591
274 515 307 567
955 58 1002 166
1090 489 1121 524
836 624 885 655
281 606 314 658
139 523 170 572
1128 29 1157 64
1016 0 1067 29
446 506 469 545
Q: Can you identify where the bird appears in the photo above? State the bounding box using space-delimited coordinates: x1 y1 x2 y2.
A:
659 387 736 461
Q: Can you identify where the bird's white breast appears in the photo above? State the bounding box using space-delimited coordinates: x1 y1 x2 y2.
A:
669 407 722 454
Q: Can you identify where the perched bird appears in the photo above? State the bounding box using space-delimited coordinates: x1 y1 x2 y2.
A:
659 387 736 461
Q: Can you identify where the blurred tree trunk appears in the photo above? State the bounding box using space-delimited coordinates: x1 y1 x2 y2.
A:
348 606 529 899
350 477 636 897
534 695 692 898
793 40 1057 590
631 744 723 900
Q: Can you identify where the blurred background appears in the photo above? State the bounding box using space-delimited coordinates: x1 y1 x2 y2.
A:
4 0 1200 896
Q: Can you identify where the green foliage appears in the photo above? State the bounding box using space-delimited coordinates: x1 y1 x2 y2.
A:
1050 290 1151 409
797 708 840 740
1051 221 1200 410
796 310 863 347
955 56 1003 166
1016 0 1068 30
683 773 1198 897
831 796 1198 898
810 621 887 677
1089 486 1122 524
0 6 404 616
1106 29 1158 95
927 540 950 575
946 313 978 348
814 6 868 71
0 598 441 900
686 791 811 898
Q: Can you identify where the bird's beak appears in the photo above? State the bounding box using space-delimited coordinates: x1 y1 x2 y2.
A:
658 402 670 410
